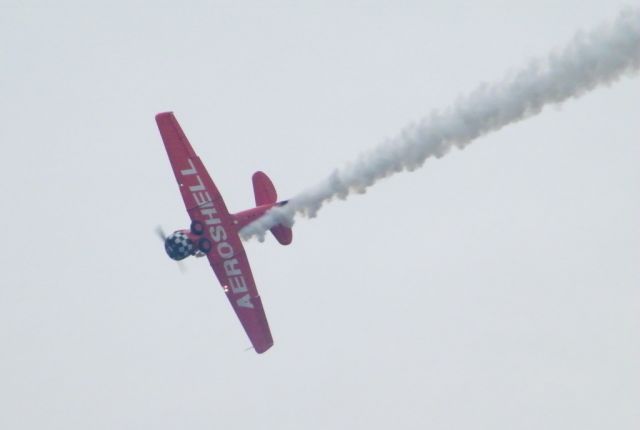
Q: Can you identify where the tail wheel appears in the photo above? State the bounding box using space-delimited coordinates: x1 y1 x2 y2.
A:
198 237 212 254
191 220 205 235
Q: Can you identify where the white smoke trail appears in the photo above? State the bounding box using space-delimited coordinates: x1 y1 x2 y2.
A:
241 7 640 241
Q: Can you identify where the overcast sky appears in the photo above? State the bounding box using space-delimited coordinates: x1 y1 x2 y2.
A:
1 2 638 429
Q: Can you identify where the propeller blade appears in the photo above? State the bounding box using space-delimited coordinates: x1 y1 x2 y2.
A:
177 261 187 274
155 226 167 241
155 226 186 274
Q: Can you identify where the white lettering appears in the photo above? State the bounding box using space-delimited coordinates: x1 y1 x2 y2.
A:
236 294 254 309
180 159 197 176
189 174 206 192
210 225 226 242
193 190 212 207
217 242 234 259
224 258 241 277
201 207 220 225
182 159 253 301
229 276 248 294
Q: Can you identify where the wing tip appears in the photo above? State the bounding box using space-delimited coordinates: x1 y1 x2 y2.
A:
155 111 175 123
254 341 274 354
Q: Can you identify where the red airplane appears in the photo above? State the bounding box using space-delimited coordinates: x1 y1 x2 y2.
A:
155 112 292 354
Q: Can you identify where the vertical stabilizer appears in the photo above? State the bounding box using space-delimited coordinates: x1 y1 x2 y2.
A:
252 171 293 245
252 171 277 206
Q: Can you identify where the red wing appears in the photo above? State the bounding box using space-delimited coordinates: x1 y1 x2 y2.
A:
156 112 274 353
155 112 225 218
208 240 274 354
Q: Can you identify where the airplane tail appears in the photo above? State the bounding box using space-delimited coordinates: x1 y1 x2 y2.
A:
252 171 293 245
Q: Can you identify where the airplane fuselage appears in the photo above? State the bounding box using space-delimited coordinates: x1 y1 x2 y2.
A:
163 202 282 260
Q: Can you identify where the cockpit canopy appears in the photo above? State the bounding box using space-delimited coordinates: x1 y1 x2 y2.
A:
164 231 195 261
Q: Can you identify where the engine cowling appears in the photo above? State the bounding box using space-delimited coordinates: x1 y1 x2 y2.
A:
164 230 195 261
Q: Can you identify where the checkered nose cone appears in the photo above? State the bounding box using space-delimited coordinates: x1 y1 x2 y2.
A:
165 231 194 261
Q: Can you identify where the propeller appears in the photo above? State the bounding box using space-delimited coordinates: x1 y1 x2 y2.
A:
155 225 167 241
155 225 186 273
177 260 187 274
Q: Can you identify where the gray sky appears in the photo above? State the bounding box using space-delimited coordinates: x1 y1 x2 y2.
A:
1 2 638 429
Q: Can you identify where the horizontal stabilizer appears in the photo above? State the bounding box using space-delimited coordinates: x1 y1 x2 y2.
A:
271 224 292 245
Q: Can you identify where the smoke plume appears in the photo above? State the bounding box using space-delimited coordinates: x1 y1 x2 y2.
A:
240 7 640 241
